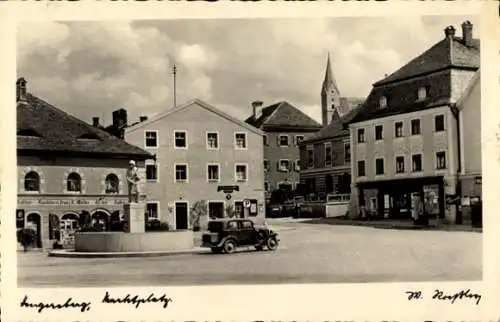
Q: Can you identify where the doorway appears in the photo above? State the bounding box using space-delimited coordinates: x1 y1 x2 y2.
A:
208 201 224 219
26 213 42 248
175 202 189 230
91 211 109 231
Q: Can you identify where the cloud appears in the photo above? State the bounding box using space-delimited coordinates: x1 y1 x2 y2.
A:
17 16 480 127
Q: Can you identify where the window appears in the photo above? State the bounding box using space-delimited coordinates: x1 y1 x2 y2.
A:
436 151 446 169
24 171 40 192
235 164 247 182
435 115 445 132
395 122 403 138
417 86 427 100
146 203 158 220
264 182 269 192
412 154 422 172
357 160 366 177
357 128 365 143
263 134 269 146
344 143 351 163
175 164 188 182
295 135 304 146
279 135 289 147
325 145 332 166
396 156 405 173
295 159 300 171
307 150 314 168
67 172 81 192
411 119 421 135
174 131 187 148
375 158 384 175
375 125 383 140
235 133 247 149
105 174 119 193
234 201 244 218
145 131 158 148
379 96 387 108
241 220 253 229
206 132 218 149
146 164 157 181
279 159 290 172
207 164 220 182
264 159 269 172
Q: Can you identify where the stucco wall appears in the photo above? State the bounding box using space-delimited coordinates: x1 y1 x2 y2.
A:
459 75 481 176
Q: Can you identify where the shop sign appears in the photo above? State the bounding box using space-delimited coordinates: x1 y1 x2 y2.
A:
17 198 127 206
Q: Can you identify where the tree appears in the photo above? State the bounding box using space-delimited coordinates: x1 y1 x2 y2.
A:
17 228 37 252
225 204 235 218
190 200 207 231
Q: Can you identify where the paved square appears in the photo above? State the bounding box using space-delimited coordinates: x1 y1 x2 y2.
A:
18 222 482 287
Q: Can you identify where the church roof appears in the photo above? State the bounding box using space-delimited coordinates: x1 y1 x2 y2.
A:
17 92 152 159
245 101 322 130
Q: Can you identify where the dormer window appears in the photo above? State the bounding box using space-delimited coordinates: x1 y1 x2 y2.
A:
417 87 427 100
379 96 387 109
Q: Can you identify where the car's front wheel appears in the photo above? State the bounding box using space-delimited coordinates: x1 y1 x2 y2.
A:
266 237 279 251
223 240 236 254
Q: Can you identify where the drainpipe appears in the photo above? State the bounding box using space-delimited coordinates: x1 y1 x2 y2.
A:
451 103 463 223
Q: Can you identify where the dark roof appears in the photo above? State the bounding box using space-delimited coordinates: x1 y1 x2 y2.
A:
349 35 480 124
302 104 364 144
17 93 152 159
245 101 322 130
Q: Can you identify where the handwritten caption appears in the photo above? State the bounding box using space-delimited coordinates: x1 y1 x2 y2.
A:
20 291 173 313
406 288 481 305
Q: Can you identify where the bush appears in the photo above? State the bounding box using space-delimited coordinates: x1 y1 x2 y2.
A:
190 200 207 231
17 228 37 251
145 219 170 231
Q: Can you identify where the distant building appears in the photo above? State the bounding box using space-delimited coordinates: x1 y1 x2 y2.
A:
347 21 480 223
298 54 364 201
16 77 152 249
245 101 323 201
124 98 266 230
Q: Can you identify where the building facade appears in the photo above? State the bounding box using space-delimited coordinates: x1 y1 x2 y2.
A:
347 21 480 223
245 101 323 200
298 54 364 201
124 98 266 230
16 78 152 249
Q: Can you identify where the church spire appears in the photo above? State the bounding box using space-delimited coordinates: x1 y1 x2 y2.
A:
321 53 341 127
321 53 340 95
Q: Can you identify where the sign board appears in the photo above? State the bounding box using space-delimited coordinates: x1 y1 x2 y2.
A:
217 185 239 193
243 199 251 208
226 194 232 200
17 198 127 206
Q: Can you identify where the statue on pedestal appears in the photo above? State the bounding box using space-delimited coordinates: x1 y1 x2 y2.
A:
126 160 140 203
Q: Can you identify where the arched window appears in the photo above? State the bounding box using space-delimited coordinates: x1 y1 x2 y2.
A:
67 172 81 192
24 171 40 192
105 174 119 194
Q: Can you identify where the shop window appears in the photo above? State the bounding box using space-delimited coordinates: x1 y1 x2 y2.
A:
105 174 119 194
67 172 81 192
24 171 40 192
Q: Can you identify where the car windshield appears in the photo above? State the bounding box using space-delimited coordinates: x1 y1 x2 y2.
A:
208 221 224 232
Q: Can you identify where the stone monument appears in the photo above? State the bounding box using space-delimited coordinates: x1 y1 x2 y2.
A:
124 160 145 233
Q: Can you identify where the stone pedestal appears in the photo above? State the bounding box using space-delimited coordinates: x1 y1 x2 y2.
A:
124 203 145 233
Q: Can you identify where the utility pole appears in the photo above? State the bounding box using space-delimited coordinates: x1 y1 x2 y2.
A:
172 64 177 108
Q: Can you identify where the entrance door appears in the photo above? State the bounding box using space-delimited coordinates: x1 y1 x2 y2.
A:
26 213 42 248
208 202 224 219
175 202 189 230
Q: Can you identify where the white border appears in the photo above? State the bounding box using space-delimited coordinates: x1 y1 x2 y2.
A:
206 163 221 183
206 131 219 150
144 129 159 149
145 201 160 220
174 163 189 183
173 129 188 149
234 162 248 182
234 131 248 150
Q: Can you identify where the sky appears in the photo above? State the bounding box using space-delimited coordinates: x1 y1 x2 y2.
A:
17 15 479 126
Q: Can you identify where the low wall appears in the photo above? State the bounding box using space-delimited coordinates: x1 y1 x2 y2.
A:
75 230 194 253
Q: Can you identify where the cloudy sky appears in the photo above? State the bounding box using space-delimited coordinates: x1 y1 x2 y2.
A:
17 15 479 126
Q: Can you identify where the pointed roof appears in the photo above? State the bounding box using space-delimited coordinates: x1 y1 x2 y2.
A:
126 98 264 136
245 101 322 130
322 53 340 94
17 93 152 159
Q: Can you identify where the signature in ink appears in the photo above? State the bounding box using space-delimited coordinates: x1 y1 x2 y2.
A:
20 295 91 313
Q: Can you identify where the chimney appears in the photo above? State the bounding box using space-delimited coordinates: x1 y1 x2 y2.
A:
140 116 148 122
16 77 27 102
252 101 264 119
92 117 100 127
461 20 473 46
444 25 456 40
112 108 128 129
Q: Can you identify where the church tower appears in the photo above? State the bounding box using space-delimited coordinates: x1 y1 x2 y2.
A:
321 53 341 126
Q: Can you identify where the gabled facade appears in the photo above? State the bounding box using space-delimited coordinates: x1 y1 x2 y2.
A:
125 98 266 230
16 77 152 249
245 101 322 200
347 21 480 224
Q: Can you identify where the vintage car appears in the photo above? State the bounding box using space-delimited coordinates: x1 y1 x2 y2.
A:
201 218 279 254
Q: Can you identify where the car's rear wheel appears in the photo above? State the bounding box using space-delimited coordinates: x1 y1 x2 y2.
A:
266 237 278 251
223 240 236 254
211 247 222 254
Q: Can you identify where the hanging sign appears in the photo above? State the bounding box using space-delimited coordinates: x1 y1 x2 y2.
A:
243 199 251 208
226 194 232 200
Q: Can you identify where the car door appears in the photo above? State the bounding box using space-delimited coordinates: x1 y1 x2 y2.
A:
238 220 254 245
